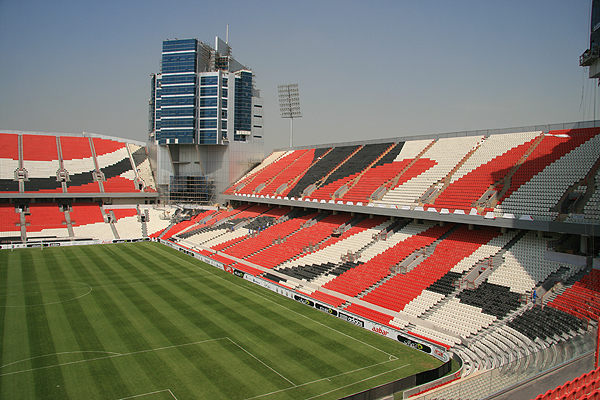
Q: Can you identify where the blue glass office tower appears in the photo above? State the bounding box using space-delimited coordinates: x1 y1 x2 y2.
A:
148 36 264 205
149 37 262 145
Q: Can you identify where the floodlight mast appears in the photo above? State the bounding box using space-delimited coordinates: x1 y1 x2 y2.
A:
278 84 302 148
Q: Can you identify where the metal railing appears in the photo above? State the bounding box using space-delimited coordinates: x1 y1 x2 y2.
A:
412 328 597 400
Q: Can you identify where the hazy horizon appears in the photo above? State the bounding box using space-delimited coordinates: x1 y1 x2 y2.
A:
0 0 596 155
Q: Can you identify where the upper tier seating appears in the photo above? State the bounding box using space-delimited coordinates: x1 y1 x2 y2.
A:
223 150 287 195
282 145 360 199
432 132 540 212
228 129 600 224
257 149 316 195
233 150 311 195
306 143 395 200
128 144 156 191
0 133 20 192
22 134 62 193
567 169 600 223
93 138 138 192
0 134 156 195
60 136 99 193
279 147 332 198
341 149 413 203
495 128 600 219
376 136 483 207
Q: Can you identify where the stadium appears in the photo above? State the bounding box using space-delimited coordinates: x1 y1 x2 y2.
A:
2 13 600 400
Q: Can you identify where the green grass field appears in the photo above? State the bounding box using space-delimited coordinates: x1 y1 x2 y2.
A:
0 242 441 399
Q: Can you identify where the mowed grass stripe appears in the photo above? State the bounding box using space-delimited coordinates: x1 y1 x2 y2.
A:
102 243 294 397
2 244 443 399
25 251 69 399
28 249 101 400
135 244 404 388
81 245 257 399
43 248 163 400
40 248 130 399
0 250 37 400
66 245 198 398
111 243 397 395
131 244 388 378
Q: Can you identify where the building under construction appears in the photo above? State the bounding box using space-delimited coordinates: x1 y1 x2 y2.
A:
147 36 264 205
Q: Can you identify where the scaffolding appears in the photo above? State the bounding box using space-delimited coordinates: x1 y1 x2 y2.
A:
168 175 215 205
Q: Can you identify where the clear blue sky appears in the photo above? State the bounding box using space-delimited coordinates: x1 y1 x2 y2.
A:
0 0 595 154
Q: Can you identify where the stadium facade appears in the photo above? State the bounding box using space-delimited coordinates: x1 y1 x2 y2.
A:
147 37 264 205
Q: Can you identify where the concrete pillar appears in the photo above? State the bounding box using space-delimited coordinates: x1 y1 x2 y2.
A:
581 235 588 255
468 224 474 230
440 221 445 226
501 227 507 233
332 210 338 215
537 231 543 238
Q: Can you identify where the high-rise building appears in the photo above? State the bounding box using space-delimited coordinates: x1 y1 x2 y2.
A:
147 37 264 205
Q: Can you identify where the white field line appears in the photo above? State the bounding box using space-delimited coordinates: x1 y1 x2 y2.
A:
175 255 398 361
0 338 226 377
243 360 409 400
302 363 410 400
0 351 123 370
0 281 93 307
225 337 296 387
118 388 177 400
1 336 296 391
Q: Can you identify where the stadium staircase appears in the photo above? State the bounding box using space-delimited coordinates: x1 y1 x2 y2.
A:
483 133 545 210
254 149 313 194
277 147 334 196
369 139 436 201
302 145 362 198
418 140 482 205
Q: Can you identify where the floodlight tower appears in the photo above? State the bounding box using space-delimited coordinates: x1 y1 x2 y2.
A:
278 84 302 148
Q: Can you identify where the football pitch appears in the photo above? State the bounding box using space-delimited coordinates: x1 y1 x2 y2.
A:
0 242 442 400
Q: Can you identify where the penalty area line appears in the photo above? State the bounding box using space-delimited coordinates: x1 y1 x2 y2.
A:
303 363 410 400
176 255 397 361
118 388 178 400
243 360 409 400
0 338 227 378
225 337 296 387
